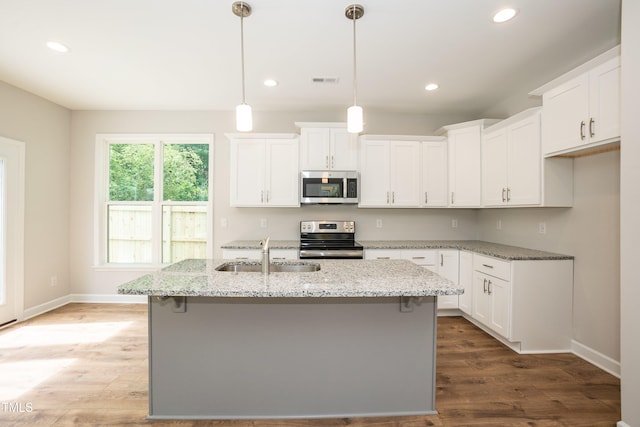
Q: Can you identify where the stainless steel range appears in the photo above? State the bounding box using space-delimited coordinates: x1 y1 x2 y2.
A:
299 220 363 259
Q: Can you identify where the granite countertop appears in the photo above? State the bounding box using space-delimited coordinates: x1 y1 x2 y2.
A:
221 239 573 261
117 258 463 298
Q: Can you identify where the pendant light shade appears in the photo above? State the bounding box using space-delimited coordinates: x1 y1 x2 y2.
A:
345 4 364 134
232 2 252 132
347 105 363 133
236 103 253 132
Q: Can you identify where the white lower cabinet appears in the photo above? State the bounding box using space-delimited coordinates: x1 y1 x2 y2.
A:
470 253 574 352
365 248 459 310
457 251 474 315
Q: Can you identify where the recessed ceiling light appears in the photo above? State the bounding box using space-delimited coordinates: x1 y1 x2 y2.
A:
46 41 70 53
493 8 517 23
425 83 439 91
264 79 278 87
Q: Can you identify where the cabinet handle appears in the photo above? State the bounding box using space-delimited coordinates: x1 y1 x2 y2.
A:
266 190 270 203
482 263 494 269
331 155 335 168
377 257 390 259
235 257 249 260
507 188 511 202
580 121 586 140
425 192 428 204
440 253 444 267
502 188 506 203
392 192 395 204
483 278 487 293
589 118 595 137
451 192 455 205
261 190 264 203
412 256 425 260
272 257 285 260
386 192 390 204
488 280 493 296
325 156 329 168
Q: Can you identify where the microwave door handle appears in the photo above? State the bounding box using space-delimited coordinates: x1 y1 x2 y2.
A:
343 178 347 198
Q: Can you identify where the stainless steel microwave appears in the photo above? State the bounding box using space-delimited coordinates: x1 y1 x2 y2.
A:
300 171 358 204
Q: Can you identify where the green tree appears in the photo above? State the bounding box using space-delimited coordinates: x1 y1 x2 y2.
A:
109 144 155 201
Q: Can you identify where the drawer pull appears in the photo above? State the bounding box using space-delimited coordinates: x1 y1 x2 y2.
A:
377 257 391 259
235 257 249 260
482 263 494 269
412 256 425 260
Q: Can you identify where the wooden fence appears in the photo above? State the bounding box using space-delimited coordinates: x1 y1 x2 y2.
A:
108 205 207 263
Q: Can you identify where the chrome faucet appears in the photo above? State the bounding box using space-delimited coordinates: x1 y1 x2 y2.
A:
260 237 270 275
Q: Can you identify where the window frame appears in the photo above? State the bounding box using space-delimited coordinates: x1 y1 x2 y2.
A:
94 134 214 269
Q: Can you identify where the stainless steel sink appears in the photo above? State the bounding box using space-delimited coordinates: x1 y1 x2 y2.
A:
215 262 321 273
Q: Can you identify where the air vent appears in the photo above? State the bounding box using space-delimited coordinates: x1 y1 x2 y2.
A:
312 77 340 84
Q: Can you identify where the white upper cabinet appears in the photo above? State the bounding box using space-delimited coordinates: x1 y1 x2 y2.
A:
359 136 421 207
482 109 541 207
532 47 620 157
436 120 499 207
421 139 448 207
227 134 300 207
482 108 573 208
296 122 358 170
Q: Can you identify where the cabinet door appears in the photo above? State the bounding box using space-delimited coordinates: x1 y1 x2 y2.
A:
458 251 473 315
421 140 448 207
389 141 421 207
330 128 358 170
359 140 390 206
482 128 508 207
473 272 492 325
437 250 459 309
589 57 620 144
507 114 541 205
230 140 266 206
265 139 299 207
300 128 331 170
542 74 589 155
448 126 481 207
488 276 511 339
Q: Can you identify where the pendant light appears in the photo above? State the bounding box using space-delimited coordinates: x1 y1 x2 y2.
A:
345 4 364 134
232 2 252 132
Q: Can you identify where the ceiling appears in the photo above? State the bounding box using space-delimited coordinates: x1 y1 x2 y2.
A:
0 0 621 116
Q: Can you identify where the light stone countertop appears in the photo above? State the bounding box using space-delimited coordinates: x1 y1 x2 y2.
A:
117 258 463 298
221 239 573 261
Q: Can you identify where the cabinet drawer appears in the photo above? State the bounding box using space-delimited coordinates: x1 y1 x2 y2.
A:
222 249 261 260
473 254 510 280
270 249 299 260
364 249 401 260
400 249 437 266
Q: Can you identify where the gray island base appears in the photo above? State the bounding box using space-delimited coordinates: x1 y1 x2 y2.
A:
119 259 463 419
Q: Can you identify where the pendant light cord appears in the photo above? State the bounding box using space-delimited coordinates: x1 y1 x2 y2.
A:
352 4 357 106
240 6 246 105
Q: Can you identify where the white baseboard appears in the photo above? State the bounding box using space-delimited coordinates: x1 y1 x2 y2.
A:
572 339 621 378
22 293 146 321
23 294 72 320
69 293 147 304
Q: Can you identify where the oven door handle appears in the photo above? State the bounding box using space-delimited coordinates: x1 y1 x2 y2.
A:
299 249 363 259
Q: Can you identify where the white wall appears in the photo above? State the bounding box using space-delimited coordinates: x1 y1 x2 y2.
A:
620 0 640 425
69 108 475 295
0 81 71 310
476 151 620 362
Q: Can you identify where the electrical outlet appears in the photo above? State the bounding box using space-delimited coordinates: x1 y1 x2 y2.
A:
50 276 58 287
221 218 228 228
376 219 383 228
496 219 502 230
451 219 458 229
260 218 268 228
538 222 547 234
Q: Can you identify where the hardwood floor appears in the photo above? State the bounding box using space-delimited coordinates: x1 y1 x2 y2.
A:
0 303 620 426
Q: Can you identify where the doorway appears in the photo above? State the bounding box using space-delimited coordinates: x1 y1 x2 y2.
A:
0 136 25 327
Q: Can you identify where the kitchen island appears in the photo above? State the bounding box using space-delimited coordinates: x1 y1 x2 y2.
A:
118 258 463 420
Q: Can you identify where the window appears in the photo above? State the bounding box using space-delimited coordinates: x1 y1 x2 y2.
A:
96 135 213 266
